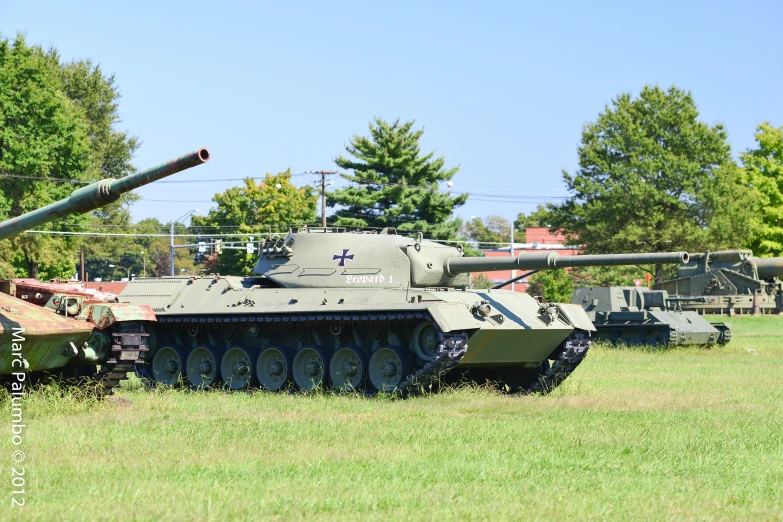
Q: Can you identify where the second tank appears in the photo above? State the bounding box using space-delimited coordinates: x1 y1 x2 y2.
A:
570 286 731 346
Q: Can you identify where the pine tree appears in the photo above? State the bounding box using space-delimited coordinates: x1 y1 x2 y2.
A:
329 118 467 240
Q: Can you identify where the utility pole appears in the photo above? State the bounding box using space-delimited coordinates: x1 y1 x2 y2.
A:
80 247 85 283
509 224 515 292
309 171 337 228
169 220 175 276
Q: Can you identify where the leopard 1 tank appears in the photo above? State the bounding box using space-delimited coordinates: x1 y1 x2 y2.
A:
120 228 688 394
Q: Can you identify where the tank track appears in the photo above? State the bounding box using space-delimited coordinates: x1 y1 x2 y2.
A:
395 332 469 397
528 330 591 394
712 323 731 345
92 326 148 395
146 313 591 396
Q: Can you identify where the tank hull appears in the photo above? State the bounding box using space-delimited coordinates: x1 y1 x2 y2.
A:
120 276 596 392
0 293 94 373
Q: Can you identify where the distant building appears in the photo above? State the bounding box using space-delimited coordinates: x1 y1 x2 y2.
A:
471 227 581 292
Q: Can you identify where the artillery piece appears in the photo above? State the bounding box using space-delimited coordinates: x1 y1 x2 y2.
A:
654 250 783 315
120 228 687 394
570 286 731 346
0 149 210 393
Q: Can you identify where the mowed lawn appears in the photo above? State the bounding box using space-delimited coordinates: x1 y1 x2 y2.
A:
2 316 782 521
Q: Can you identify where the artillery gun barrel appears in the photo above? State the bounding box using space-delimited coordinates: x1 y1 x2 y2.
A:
751 257 783 280
445 251 688 275
0 148 210 241
666 296 708 303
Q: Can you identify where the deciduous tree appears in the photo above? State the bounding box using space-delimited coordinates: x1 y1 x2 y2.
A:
0 34 91 278
549 85 756 256
191 171 316 274
741 122 783 257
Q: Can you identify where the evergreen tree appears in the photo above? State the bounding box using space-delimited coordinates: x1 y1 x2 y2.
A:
329 118 467 240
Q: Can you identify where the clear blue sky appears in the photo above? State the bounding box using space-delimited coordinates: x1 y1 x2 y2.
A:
4 0 782 227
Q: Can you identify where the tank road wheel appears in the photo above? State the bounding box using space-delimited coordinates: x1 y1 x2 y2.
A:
257 347 292 391
369 346 412 393
221 347 254 390
293 347 329 391
151 346 187 386
330 348 368 392
412 322 440 361
186 346 222 389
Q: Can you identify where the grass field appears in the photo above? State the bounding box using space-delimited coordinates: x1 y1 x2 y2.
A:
2 316 782 521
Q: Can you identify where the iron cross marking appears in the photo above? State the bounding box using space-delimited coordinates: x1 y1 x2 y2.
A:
333 249 355 266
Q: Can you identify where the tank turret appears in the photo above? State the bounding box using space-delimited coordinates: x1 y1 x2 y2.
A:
0 148 210 240
252 228 688 289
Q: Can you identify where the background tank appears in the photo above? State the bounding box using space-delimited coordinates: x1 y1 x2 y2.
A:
654 250 783 315
571 286 731 347
0 148 210 393
120 228 688 395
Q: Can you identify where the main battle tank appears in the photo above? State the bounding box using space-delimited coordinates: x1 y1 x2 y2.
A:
120 229 687 394
0 148 210 393
654 250 783 315
570 286 731 346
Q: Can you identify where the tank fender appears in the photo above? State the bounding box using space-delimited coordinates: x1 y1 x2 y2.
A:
424 302 482 333
555 303 596 332
85 303 157 330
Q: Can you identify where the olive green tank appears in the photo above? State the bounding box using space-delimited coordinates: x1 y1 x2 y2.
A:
120 229 687 394
0 148 210 393
570 286 730 346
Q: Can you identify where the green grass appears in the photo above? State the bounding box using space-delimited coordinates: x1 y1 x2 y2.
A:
2 316 782 521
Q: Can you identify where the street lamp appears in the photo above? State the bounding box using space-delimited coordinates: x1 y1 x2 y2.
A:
471 216 516 291
109 264 131 280
140 251 146 277
170 209 199 276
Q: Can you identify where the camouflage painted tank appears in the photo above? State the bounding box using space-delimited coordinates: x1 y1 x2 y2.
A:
570 286 730 347
655 250 783 315
0 149 210 393
120 229 687 394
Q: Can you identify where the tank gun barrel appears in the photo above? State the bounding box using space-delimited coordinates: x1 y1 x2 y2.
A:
751 257 783 280
445 251 689 275
0 148 210 241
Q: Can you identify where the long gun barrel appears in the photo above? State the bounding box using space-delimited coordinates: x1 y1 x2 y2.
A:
0 148 210 241
751 257 783 280
445 251 688 275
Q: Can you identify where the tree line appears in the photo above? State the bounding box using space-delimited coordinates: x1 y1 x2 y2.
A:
1 34 782 292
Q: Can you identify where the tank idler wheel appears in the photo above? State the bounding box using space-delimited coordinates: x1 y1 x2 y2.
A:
151 346 187 386
369 346 412 393
257 347 293 391
293 347 329 391
221 346 255 390
186 346 222 389
412 322 440 361
330 347 368 391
